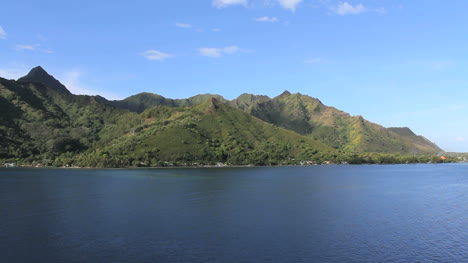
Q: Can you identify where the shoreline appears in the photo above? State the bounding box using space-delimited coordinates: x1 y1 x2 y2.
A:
0 162 460 170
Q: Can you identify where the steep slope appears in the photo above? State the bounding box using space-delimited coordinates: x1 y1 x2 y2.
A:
175 93 227 107
0 68 136 160
114 90 442 154
0 66 444 165
231 91 442 154
109 92 176 112
17 66 71 95
110 92 227 113
388 127 443 153
76 98 336 167
228 93 270 113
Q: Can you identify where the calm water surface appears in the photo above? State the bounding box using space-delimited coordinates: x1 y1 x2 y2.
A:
0 164 467 262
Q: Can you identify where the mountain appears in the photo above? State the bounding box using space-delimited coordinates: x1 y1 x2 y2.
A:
111 90 442 155
229 93 271 113
109 92 176 112
109 92 227 113
387 127 443 153
226 91 441 154
17 66 71 95
0 68 135 160
0 66 445 166
78 98 335 167
0 67 334 166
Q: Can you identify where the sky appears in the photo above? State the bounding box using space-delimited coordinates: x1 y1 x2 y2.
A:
1 0 468 152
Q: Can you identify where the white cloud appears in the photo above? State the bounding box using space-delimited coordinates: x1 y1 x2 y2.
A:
199 48 223 57
333 2 367 15
0 66 29 80
60 69 120 100
175 23 192 29
223 46 241 54
142 50 173 61
0 26 6 39
212 28 221 32
254 16 279 23
16 44 36 51
61 69 88 95
199 45 245 57
456 136 465 142
213 0 248 8
15 44 53 53
278 0 303 11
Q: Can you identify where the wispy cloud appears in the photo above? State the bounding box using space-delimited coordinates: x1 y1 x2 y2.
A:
60 69 120 100
254 16 279 23
199 45 247 57
0 26 6 39
175 23 192 29
0 65 29 79
333 2 367 15
212 28 221 32
61 69 88 95
456 136 465 142
15 44 53 53
142 50 174 61
212 0 248 8
278 0 303 12
16 44 36 51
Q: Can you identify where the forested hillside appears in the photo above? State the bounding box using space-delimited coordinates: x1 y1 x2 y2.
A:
106 87 442 155
0 67 445 167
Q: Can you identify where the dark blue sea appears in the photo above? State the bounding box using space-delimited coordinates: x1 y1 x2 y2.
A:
0 164 466 262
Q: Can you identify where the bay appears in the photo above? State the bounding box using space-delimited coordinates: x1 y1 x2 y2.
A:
0 164 466 262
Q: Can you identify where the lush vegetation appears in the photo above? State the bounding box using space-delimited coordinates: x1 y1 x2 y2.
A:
113 90 443 155
0 67 450 168
232 91 442 154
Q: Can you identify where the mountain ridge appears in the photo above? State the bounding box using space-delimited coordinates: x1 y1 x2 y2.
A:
0 66 444 166
17 66 71 95
108 90 442 154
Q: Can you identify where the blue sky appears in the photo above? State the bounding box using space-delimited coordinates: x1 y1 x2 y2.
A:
1 0 468 152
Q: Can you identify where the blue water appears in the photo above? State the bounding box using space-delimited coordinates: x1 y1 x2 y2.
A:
0 164 466 262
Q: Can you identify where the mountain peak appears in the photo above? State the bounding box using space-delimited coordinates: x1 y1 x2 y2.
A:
196 97 225 115
29 66 47 74
18 66 71 94
280 90 291 96
20 66 52 81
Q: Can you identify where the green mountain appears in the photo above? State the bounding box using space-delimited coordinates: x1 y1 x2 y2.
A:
17 66 71 95
110 90 442 155
78 98 335 167
229 93 271 113
225 91 441 154
0 70 136 160
109 92 176 112
0 67 335 166
0 66 444 167
109 92 227 113
387 127 442 153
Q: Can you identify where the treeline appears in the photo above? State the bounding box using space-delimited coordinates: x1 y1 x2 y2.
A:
0 70 451 169
1 151 455 168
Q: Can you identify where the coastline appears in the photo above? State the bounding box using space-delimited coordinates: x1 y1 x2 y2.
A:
0 162 459 170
